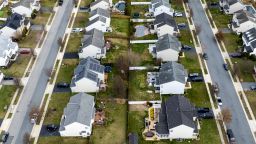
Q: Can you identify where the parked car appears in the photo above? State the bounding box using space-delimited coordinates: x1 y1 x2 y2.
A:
229 53 242 58
72 28 83 33
227 129 236 144
58 0 63 6
202 53 208 60
56 83 70 88
223 63 229 71
210 2 218 6
250 85 256 90
104 66 112 73
174 12 183 17
217 97 222 106
3 76 14 80
198 112 214 119
19 49 31 54
79 6 89 10
1 132 9 143
178 23 186 29
196 107 210 113
191 76 204 82
181 45 192 51
189 73 199 77
46 124 59 132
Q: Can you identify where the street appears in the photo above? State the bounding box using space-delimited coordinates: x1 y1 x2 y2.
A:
6 0 74 143
188 1 255 144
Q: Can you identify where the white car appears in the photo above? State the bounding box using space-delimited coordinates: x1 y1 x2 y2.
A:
72 28 83 33
174 12 183 17
217 97 222 106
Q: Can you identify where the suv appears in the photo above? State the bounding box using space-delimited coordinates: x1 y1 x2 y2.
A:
56 83 69 88
1 132 9 143
227 129 236 144
202 53 208 60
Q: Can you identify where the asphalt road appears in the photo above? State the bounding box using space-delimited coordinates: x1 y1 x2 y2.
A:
6 0 74 143
188 1 255 144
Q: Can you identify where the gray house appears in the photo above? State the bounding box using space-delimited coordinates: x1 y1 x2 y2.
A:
59 93 95 137
219 0 244 14
154 13 178 37
70 57 105 93
155 96 199 140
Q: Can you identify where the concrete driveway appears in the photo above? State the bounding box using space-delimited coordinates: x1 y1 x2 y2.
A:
188 1 255 143
6 0 74 143
241 82 256 91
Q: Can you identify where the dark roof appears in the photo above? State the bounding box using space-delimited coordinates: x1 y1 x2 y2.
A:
90 0 109 7
90 8 110 18
156 34 181 52
128 133 138 144
86 16 107 27
81 29 105 48
154 13 177 31
4 13 24 30
243 27 256 44
155 102 169 134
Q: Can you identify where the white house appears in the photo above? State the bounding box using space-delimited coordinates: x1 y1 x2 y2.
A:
149 0 174 17
70 57 105 93
231 10 256 34
154 13 178 37
12 0 41 17
155 34 181 61
0 0 8 10
59 93 95 137
86 16 109 33
0 35 19 67
89 8 110 27
90 0 110 11
79 29 106 59
155 96 199 140
242 28 256 56
0 13 30 39
155 61 187 94
219 0 244 14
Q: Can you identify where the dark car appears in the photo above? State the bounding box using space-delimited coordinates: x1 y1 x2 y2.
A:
56 83 69 88
198 112 214 119
191 76 204 82
178 23 186 29
223 64 229 71
3 76 14 80
104 66 112 73
189 73 199 77
1 132 9 143
202 53 208 60
197 107 210 113
250 85 256 90
227 129 236 144
46 124 59 132
58 0 63 6
181 45 192 51
229 53 242 58
210 2 218 6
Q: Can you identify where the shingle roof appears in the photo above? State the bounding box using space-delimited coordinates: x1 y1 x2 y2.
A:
86 16 107 27
154 13 177 31
234 10 256 24
81 29 105 49
243 27 256 44
0 35 18 57
90 0 109 7
60 93 95 128
156 96 197 134
4 13 24 30
158 61 187 84
90 8 110 18
156 34 181 52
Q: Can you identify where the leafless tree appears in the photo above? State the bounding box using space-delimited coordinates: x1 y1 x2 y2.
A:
195 25 201 35
29 106 40 120
23 132 31 144
14 78 22 88
221 107 232 124
45 68 52 77
155 58 162 66
215 30 224 42
57 37 64 48
112 75 126 98
189 7 193 18
115 54 129 79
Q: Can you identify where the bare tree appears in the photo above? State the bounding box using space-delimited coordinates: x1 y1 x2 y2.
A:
57 37 64 48
23 132 31 144
221 107 232 124
189 7 193 18
215 30 224 42
29 106 40 123
115 54 129 79
195 25 201 35
112 75 126 98
14 78 22 88
155 58 162 66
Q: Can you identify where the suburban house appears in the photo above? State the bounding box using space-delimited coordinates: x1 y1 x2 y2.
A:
86 16 110 32
79 29 106 59
154 34 181 61
89 8 110 26
70 57 105 93
242 27 256 56
149 0 174 17
59 93 95 137
0 13 30 39
0 35 19 67
219 0 244 14
231 10 256 34
154 13 178 37
156 61 187 94
0 0 8 10
90 0 110 11
12 0 41 17
155 96 199 140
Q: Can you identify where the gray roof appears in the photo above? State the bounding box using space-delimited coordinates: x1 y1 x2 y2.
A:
4 13 24 30
226 0 239 5
0 35 18 57
154 0 170 9
243 27 256 44
158 61 187 84
154 13 177 31
86 16 107 27
60 93 95 130
81 29 105 49
156 34 181 52
90 8 110 18
71 57 104 86
90 0 109 7
156 96 197 134
234 10 256 24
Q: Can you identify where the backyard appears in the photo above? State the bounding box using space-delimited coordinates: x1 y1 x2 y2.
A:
38 136 89 144
106 17 130 37
130 43 155 66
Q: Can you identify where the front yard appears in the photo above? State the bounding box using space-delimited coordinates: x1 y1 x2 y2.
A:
65 33 83 52
245 91 256 117
31 13 51 25
208 8 232 28
0 86 17 118
18 31 43 48
73 12 89 28
56 59 78 83
231 58 255 82
223 33 242 53
179 51 201 73
38 136 89 144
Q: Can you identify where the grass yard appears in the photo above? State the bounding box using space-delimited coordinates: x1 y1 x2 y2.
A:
128 71 160 101
179 30 194 47
56 59 78 83
38 136 89 144
0 86 17 118
106 17 130 37
231 58 255 82
0 6 11 18
65 33 83 52
132 34 158 40
1 55 31 77
91 102 127 144
80 0 93 6
179 52 201 73
73 12 89 28
223 33 242 53
31 13 51 25
209 8 232 28
18 31 42 48
130 5 149 19
41 0 57 8
102 38 129 63
245 91 256 117
43 92 73 125
171 0 185 12
130 43 155 66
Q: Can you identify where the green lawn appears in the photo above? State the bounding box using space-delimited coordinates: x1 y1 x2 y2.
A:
43 92 73 125
80 0 93 6
179 30 194 47
0 86 17 118
0 6 11 18
130 5 148 19
245 91 256 117
38 136 89 144
128 71 160 101
31 13 51 25
132 34 158 40
41 0 57 8
1 55 31 77
65 33 83 52
171 0 185 12
231 58 255 82
209 8 232 28
223 33 242 53
73 12 89 28
91 102 127 144
106 17 130 37
56 59 78 83
179 52 201 73
18 31 42 48
130 43 154 66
